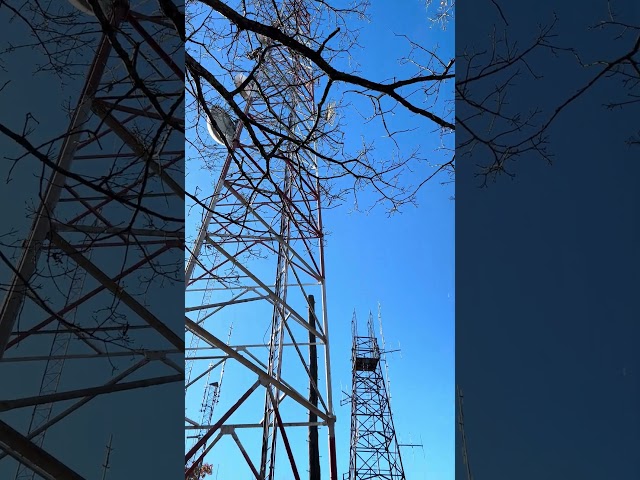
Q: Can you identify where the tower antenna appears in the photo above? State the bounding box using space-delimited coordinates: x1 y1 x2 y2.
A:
100 434 114 480
458 385 474 480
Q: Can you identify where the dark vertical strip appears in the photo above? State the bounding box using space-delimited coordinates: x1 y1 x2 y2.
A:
457 1 640 479
307 294 320 480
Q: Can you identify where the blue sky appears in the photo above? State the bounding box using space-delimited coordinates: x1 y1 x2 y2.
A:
185 1 454 479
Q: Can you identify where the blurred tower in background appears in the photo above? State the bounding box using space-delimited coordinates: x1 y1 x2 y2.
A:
0 1 184 478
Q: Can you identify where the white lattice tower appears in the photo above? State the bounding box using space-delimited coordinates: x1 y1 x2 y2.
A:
13 215 99 480
184 0 338 479
186 324 231 474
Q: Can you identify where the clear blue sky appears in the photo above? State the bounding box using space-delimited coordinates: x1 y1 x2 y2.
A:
185 1 454 479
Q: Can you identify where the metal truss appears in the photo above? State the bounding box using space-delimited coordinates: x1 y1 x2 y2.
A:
347 313 405 480
184 1 337 479
0 2 184 478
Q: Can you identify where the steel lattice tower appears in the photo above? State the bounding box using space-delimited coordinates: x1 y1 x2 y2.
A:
0 1 184 478
184 1 337 479
347 312 406 480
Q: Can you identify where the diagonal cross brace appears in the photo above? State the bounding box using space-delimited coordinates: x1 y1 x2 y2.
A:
50 231 183 350
0 419 86 480
186 317 328 421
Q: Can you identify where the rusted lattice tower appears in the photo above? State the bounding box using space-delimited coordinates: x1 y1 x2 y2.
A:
0 1 184 478
184 0 337 479
346 312 406 480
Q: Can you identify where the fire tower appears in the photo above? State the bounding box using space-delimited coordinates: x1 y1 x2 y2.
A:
184 0 337 479
346 312 406 480
0 1 184 478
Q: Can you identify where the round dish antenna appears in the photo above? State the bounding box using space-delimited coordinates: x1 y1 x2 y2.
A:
205 106 237 146
233 74 258 102
325 101 337 126
67 0 126 17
